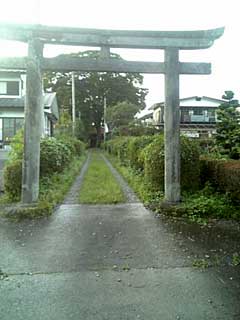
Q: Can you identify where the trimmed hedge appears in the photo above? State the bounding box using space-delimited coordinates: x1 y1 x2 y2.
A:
104 134 200 192
103 137 131 165
127 136 155 171
200 158 240 202
103 135 156 170
142 135 200 192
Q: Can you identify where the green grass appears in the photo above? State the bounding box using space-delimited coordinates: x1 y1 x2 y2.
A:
79 152 125 204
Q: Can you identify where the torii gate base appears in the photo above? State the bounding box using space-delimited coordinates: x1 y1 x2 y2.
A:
0 24 224 205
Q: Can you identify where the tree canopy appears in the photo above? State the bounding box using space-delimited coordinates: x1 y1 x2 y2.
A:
44 50 148 142
215 90 240 159
106 101 139 130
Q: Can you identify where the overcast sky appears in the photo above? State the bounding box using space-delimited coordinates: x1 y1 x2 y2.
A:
0 0 239 107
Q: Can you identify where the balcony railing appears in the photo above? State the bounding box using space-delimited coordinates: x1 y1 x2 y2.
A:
181 114 216 123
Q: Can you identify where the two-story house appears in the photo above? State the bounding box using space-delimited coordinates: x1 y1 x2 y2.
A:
149 96 225 138
0 71 59 148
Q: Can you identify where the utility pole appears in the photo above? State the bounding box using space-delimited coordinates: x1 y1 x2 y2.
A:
72 72 76 135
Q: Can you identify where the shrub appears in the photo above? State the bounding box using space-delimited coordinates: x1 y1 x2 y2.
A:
141 135 200 192
182 184 238 221
58 136 85 157
198 138 215 155
4 134 85 199
3 159 22 200
127 135 155 171
141 135 165 190
117 137 131 165
105 135 200 192
200 158 240 202
105 137 131 165
180 136 201 191
8 129 24 161
114 123 159 137
72 139 85 155
40 137 72 176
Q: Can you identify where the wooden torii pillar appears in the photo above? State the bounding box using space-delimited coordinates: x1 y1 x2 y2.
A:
0 24 224 205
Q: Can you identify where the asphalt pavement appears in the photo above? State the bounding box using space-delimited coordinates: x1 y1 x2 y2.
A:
0 154 239 320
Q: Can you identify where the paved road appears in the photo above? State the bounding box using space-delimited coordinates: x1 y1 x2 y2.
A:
0 154 239 319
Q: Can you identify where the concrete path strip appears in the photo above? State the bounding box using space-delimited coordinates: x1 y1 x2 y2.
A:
63 153 91 204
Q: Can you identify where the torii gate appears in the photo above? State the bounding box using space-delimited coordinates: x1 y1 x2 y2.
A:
0 23 224 205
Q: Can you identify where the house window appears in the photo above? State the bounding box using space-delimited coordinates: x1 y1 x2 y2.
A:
193 108 204 115
3 118 15 141
0 82 7 94
7 81 20 95
15 118 24 131
2 118 24 142
0 81 20 96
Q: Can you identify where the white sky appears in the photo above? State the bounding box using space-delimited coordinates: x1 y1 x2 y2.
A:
0 0 239 108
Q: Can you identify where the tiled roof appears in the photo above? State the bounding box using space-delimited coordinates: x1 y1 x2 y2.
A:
0 93 56 108
0 97 25 107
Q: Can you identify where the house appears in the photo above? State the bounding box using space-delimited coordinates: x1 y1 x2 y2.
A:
149 96 225 138
0 71 59 148
135 108 154 125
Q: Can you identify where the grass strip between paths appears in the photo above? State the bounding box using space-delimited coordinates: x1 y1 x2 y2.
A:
79 151 125 204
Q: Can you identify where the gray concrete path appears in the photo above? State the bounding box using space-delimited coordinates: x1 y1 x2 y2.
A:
0 152 240 319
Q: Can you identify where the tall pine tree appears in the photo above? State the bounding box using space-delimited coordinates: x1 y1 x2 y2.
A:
216 91 240 159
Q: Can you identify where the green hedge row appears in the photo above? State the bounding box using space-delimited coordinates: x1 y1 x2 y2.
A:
4 136 85 200
200 158 240 202
103 134 200 192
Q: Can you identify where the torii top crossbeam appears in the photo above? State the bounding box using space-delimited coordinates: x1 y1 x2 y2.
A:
0 23 224 49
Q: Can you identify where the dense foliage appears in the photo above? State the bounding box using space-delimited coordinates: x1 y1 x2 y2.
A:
111 122 159 138
103 134 200 192
4 135 85 200
106 101 139 131
104 134 239 221
200 158 240 203
215 91 240 159
127 135 156 170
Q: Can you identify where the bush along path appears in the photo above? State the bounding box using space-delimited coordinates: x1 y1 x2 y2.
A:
103 135 240 222
0 150 240 319
0 135 86 218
